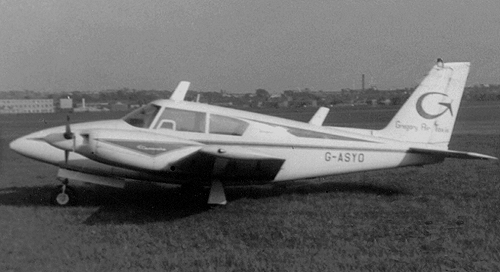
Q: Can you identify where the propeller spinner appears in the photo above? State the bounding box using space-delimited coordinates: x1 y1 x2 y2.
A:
43 115 76 164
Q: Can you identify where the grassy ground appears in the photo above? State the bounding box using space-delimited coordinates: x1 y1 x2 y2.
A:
1 107 499 271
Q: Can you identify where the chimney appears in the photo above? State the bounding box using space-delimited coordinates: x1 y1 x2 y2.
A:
362 74 365 91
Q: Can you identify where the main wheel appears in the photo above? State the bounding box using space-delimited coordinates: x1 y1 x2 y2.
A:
50 185 77 206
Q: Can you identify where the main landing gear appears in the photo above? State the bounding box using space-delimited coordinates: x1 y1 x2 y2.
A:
50 178 227 206
50 179 77 206
179 180 227 205
208 180 226 205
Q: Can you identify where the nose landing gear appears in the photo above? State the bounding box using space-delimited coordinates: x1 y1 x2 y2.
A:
50 179 77 206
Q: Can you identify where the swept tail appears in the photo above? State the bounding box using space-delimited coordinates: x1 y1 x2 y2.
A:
374 60 470 148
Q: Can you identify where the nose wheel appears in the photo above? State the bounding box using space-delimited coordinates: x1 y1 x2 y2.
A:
50 182 77 206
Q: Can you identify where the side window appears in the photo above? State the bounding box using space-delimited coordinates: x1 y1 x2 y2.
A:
209 115 249 136
156 108 206 133
123 104 161 128
157 120 176 130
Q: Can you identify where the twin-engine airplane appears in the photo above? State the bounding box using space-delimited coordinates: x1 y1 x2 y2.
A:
9 60 498 206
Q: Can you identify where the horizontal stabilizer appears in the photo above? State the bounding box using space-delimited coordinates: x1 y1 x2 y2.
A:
170 81 191 102
200 146 284 161
309 107 330 126
410 148 498 160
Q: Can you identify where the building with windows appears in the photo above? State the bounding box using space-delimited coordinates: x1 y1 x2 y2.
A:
0 99 55 114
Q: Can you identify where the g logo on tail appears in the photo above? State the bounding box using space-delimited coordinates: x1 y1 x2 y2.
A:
416 92 453 119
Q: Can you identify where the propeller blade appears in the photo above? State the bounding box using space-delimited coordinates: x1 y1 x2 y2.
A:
65 150 69 164
63 116 73 164
63 115 73 140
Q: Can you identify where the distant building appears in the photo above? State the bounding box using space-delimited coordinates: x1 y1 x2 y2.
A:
60 98 73 109
0 99 54 114
110 102 129 111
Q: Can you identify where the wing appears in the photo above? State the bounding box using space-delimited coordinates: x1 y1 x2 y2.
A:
66 129 285 182
173 145 285 183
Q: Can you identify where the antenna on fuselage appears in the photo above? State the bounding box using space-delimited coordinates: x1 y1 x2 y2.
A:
170 81 191 102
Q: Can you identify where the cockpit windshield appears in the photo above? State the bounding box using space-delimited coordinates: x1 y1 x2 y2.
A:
122 104 161 128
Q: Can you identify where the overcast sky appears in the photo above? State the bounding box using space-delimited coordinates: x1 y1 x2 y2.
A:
0 0 499 93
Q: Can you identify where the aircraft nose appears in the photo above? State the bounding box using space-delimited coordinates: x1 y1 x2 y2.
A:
9 134 39 157
9 129 70 165
9 131 52 161
9 137 24 153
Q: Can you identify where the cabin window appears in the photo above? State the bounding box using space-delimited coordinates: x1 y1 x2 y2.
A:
209 115 249 136
156 108 206 133
157 120 176 130
122 104 161 128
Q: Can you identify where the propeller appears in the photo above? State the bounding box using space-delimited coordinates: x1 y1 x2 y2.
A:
63 115 74 164
63 115 74 140
43 115 77 164
64 150 70 164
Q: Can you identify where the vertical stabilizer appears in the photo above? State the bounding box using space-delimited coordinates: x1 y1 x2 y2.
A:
170 81 191 102
375 60 470 147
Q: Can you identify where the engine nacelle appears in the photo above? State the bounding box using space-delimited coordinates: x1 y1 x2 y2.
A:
75 129 203 172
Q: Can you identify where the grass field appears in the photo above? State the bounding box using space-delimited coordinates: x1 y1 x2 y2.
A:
1 103 500 271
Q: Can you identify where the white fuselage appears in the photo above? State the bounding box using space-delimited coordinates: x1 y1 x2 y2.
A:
10 100 441 186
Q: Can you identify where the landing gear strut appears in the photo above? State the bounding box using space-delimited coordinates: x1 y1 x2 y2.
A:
50 179 77 206
208 180 226 205
179 180 227 205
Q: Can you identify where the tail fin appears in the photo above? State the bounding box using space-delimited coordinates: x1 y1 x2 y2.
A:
375 60 470 147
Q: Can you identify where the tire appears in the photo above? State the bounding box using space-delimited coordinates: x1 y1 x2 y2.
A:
50 185 77 206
